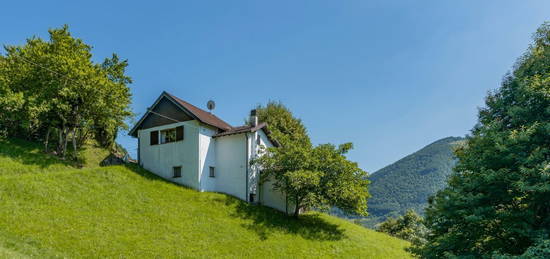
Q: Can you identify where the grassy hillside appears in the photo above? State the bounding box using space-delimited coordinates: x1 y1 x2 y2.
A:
362 137 464 227
0 138 411 258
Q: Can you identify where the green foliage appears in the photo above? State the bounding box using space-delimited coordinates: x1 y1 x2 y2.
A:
516 239 550 259
0 138 412 258
312 143 370 216
492 239 550 259
363 137 463 227
377 210 427 245
0 25 132 158
284 170 324 215
254 101 311 147
252 101 368 218
415 22 550 258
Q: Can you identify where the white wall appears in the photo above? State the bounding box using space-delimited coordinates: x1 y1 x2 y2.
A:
255 129 293 213
198 125 217 192
215 134 247 200
138 122 292 214
261 178 291 213
247 132 257 200
138 120 200 189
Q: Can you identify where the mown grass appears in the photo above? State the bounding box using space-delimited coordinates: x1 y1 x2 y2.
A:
0 138 412 258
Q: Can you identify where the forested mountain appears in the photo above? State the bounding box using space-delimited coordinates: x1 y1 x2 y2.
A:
362 137 464 226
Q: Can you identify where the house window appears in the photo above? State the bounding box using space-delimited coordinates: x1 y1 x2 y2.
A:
209 166 215 178
161 128 177 144
173 166 182 178
159 126 184 144
150 131 159 145
176 126 184 141
256 135 261 145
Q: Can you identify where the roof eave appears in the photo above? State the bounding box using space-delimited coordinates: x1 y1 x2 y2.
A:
128 91 229 137
212 123 280 147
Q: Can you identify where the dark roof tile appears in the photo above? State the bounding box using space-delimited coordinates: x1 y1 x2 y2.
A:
166 92 233 131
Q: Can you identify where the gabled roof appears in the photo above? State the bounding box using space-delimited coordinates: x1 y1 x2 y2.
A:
165 92 232 131
128 91 232 137
129 91 280 147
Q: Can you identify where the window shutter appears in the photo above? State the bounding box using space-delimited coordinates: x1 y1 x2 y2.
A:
176 126 184 141
150 131 159 145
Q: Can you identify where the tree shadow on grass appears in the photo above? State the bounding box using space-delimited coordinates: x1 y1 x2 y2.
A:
0 138 75 169
224 197 347 241
120 163 347 242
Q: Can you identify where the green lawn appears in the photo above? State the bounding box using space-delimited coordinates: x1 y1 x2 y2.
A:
0 139 411 258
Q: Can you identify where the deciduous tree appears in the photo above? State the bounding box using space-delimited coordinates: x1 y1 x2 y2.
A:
253 102 369 218
377 209 427 244
414 22 550 258
254 101 311 148
0 25 132 159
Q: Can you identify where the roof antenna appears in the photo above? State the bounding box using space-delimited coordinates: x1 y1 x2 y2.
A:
207 100 216 114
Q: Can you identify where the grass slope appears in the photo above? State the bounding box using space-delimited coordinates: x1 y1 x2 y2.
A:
0 139 411 258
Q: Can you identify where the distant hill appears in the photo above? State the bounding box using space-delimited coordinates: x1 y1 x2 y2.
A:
0 138 411 258
362 136 464 227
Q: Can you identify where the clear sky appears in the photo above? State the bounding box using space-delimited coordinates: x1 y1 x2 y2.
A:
1 1 548 172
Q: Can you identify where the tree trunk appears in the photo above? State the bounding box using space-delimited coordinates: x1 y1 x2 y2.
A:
293 196 302 218
57 127 63 155
71 127 77 155
44 127 51 153
62 126 69 159
72 105 79 155
294 204 301 218
77 128 88 147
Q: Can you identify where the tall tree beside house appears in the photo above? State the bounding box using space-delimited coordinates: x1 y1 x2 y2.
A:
254 101 311 148
0 25 132 158
413 22 550 258
252 102 369 218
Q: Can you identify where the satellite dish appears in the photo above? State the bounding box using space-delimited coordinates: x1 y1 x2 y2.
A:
207 100 216 113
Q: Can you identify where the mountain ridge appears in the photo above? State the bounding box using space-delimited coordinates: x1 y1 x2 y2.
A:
362 136 464 227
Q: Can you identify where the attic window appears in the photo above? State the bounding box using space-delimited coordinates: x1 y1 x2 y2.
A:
160 128 176 144
256 135 261 145
176 126 184 141
150 131 159 145
159 126 184 144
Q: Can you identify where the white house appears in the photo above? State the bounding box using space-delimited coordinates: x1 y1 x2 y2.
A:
129 91 291 213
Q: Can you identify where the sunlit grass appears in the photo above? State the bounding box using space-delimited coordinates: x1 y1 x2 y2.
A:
0 138 411 258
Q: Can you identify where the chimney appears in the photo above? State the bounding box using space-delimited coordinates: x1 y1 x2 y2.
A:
250 109 258 127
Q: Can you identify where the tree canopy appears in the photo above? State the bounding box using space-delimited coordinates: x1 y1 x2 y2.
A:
254 101 311 148
414 22 550 258
0 25 132 159
377 209 427 245
253 102 369 218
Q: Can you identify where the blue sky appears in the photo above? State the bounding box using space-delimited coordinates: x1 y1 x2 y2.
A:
1 1 548 172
